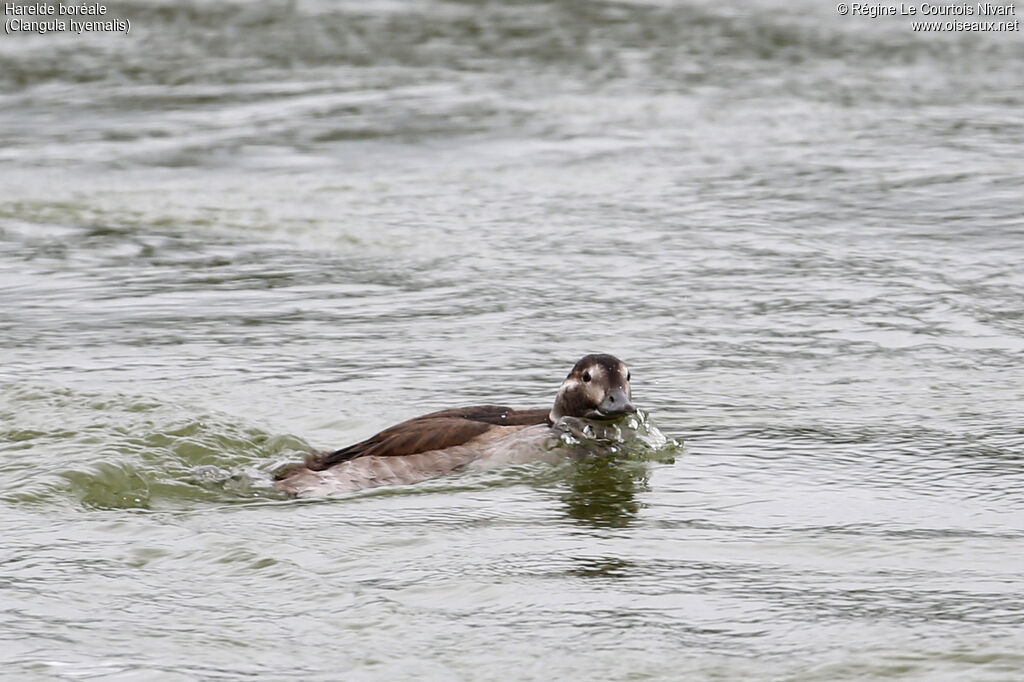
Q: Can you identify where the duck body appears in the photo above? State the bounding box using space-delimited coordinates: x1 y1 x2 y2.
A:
274 354 636 498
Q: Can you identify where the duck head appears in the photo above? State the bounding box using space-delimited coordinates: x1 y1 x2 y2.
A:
549 353 636 422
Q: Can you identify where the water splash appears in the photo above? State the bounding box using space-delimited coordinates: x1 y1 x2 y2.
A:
553 409 681 463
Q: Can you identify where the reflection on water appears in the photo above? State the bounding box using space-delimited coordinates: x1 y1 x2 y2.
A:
568 555 639 580
553 411 678 528
2 0 1024 679
559 457 649 528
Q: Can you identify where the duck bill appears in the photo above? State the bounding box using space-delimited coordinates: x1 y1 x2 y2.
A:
595 388 636 419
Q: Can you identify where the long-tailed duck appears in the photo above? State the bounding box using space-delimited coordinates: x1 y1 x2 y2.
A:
274 353 636 497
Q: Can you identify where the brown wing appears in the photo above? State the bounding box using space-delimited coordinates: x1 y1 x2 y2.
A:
412 405 550 426
304 405 550 471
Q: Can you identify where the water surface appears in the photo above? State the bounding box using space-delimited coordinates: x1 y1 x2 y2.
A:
2 1 1024 679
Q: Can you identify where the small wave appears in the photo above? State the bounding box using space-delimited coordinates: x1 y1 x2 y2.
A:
0 385 308 509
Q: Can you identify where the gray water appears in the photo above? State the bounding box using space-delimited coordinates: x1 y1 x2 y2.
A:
3 1 1024 679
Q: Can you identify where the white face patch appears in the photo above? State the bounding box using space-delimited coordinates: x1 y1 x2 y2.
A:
581 364 606 402
559 377 582 391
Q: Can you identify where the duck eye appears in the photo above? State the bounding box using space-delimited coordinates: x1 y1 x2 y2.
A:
582 371 591 382
626 371 631 381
